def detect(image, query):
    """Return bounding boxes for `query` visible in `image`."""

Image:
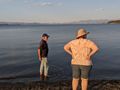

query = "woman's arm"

[88,40,99,59]
[89,47,99,57]
[64,43,72,56]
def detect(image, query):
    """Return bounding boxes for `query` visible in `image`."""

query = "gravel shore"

[0,80,120,90]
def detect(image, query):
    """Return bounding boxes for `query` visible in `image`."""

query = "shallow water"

[0,24,120,82]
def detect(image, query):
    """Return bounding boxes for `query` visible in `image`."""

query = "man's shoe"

[44,76,48,81]
[40,74,44,80]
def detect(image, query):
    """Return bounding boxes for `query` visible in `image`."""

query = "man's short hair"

[42,33,50,38]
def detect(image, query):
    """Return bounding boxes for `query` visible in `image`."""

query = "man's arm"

[38,41,43,61]
[38,48,42,61]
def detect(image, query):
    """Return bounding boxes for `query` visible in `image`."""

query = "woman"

[64,28,99,90]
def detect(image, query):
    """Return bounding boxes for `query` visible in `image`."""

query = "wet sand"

[0,80,120,90]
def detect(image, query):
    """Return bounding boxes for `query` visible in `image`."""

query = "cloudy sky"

[0,0,120,23]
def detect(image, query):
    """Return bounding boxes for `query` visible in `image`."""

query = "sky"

[0,0,120,23]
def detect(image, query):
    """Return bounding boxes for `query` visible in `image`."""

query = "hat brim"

[76,32,89,39]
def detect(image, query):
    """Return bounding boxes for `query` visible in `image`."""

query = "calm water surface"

[0,24,120,82]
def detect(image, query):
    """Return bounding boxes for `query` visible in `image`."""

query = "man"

[38,33,49,79]
[64,28,99,90]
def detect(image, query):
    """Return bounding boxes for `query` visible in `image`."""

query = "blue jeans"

[40,57,49,76]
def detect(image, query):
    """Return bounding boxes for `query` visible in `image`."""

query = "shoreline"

[0,80,120,90]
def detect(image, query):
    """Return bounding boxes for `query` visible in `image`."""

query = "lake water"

[0,24,120,83]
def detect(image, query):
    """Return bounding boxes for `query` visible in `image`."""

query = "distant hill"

[70,20,109,24]
[108,20,120,24]
[0,19,118,25]
[0,20,109,25]
[0,22,44,26]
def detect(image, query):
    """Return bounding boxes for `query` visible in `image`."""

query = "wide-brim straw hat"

[76,28,89,38]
